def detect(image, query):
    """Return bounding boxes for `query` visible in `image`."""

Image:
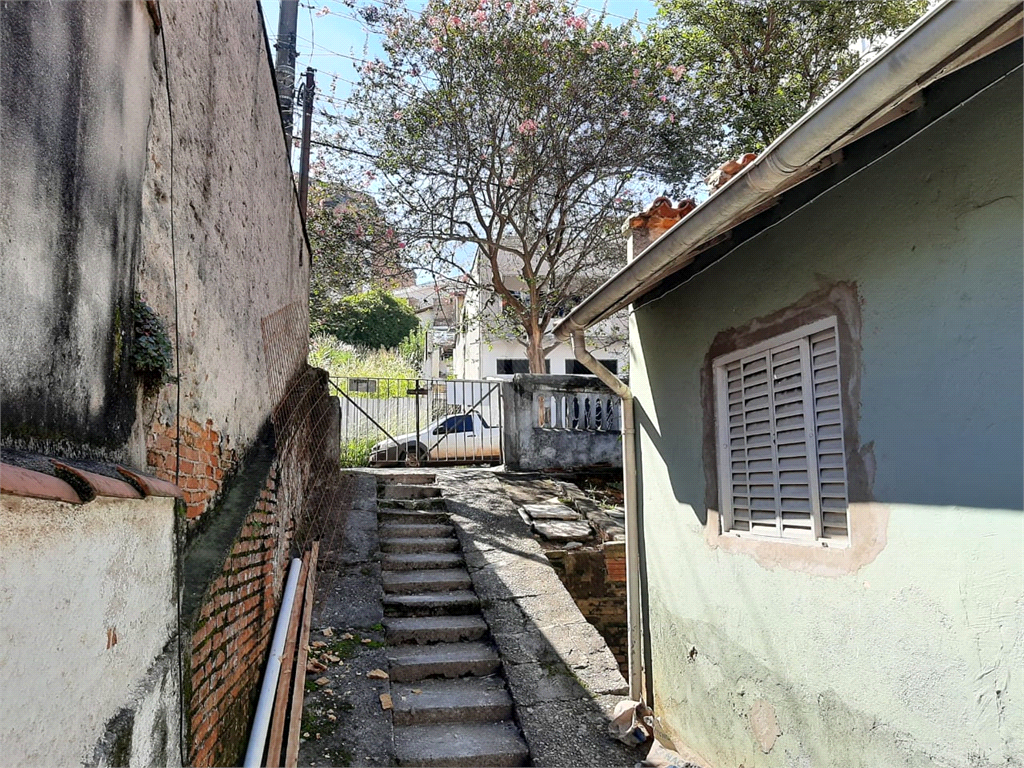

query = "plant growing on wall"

[131,294,175,391]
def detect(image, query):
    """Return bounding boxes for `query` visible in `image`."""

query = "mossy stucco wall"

[629,70,1023,767]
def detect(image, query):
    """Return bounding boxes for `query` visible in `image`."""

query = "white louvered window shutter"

[715,319,850,544]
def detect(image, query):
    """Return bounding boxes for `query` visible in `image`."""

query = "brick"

[180,446,200,462]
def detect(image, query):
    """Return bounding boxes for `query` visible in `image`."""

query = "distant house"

[392,281,460,377]
[455,246,627,379]
[555,2,1022,766]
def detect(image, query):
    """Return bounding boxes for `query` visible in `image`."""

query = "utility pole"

[297,67,316,220]
[274,0,299,153]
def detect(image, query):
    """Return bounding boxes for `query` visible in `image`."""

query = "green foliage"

[654,0,928,176]
[308,334,418,383]
[313,289,419,349]
[397,324,428,369]
[131,294,175,390]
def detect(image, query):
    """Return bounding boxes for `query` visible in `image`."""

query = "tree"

[340,0,703,372]
[306,181,413,330]
[655,0,928,181]
[315,289,420,349]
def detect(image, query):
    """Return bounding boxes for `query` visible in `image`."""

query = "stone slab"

[532,520,594,542]
[516,697,640,767]
[382,551,464,571]
[392,676,513,726]
[522,501,581,521]
[381,568,472,594]
[393,721,529,767]
[380,537,460,554]
[386,641,500,682]
[383,590,480,616]
[384,615,489,645]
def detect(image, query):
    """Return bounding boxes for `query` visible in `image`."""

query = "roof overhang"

[554,0,1023,340]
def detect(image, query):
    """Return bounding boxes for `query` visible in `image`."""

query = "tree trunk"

[526,321,547,374]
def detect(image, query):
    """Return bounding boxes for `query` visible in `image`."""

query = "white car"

[369,413,501,465]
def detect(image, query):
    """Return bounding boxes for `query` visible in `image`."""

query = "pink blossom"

[473,9,487,23]
[620,109,629,118]
[495,54,504,65]
[355,224,365,237]
[503,177,518,186]
[517,119,538,136]
[659,95,668,102]
[427,15,442,28]
[448,15,464,29]
[431,37,443,52]
[667,64,686,82]
[632,68,640,77]
[565,15,585,30]
[393,110,404,120]
[590,40,610,52]
[397,242,407,249]
[504,1,513,10]
[315,6,330,18]
[362,62,376,74]
[668,113,675,123]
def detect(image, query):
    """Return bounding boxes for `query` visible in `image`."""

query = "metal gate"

[329,377,503,467]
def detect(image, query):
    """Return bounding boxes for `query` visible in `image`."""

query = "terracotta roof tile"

[52,461,143,501]
[117,466,185,499]
[705,152,758,191]
[627,196,697,232]
[1,463,83,504]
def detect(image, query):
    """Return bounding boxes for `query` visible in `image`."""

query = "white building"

[392,282,460,378]
[453,247,626,380]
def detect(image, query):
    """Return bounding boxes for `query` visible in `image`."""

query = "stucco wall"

[630,71,1023,766]
[0,2,154,453]
[0,495,179,767]
[135,0,310,463]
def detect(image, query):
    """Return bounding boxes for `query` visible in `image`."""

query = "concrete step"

[378,497,448,511]
[384,615,489,645]
[382,484,443,500]
[380,537,460,554]
[392,677,514,726]
[386,641,501,682]
[382,568,473,595]
[377,472,436,487]
[394,722,529,767]
[379,508,449,526]
[379,523,455,539]
[384,590,480,617]
[382,552,464,572]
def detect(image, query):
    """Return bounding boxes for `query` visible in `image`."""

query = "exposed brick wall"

[187,466,292,767]
[547,541,628,675]
[147,418,238,520]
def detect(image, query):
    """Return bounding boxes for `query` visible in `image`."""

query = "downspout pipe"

[243,557,304,768]
[554,0,1020,339]
[570,331,643,702]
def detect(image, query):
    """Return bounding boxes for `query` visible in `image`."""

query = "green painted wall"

[630,70,1022,767]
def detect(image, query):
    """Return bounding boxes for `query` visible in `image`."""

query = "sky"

[261,0,659,133]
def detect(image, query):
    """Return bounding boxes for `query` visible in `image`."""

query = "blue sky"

[261,0,659,126]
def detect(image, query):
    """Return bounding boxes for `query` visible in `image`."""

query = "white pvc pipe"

[243,557,304,768]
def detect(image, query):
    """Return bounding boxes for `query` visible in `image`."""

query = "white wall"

[0,495,179,766]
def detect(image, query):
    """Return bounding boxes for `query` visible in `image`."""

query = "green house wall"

[629,68,1022,767]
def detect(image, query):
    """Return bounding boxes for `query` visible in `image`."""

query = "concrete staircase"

[376,473,530,768]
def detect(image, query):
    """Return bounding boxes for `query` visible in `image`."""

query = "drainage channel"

[376,472,530,768]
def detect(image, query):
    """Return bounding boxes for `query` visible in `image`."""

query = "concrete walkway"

[297,468,644,768]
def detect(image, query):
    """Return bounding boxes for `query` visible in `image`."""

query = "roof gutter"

[554,0,1021,340]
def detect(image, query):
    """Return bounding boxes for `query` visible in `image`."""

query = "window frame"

[712,316,849,547]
